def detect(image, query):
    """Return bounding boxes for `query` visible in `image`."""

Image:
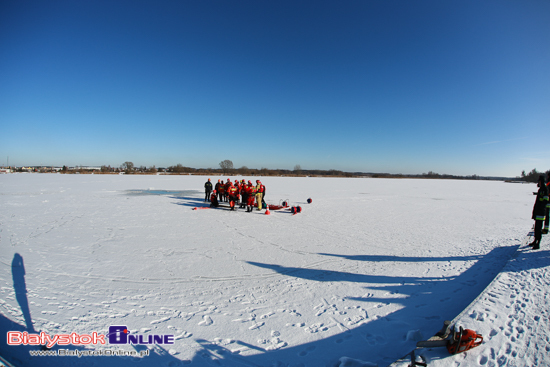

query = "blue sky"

[1,0,549,176]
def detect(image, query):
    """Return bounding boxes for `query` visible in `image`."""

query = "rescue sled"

[267,200,290,210]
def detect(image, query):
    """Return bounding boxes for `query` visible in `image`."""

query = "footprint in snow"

[151,316,170,324]
[345,315,365,326]
[287,323,305,328]
[365,333,386,345]
[248,322,264,330]
[175,331,192,339]
[198,315,213,326]
[304,323,327,333]
[335,334,353,344]
[298,345,316,356]
[424,315,440,320]
[260,311,275,319]
[265,338,287,351]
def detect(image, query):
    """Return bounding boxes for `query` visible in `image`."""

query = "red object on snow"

[447,327,483,354]
[291,206,302,215]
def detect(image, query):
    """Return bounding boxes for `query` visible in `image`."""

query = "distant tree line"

[50,159,514,181]
[98,162,158,174]
[521,169,550,183]
[365,172,482,180]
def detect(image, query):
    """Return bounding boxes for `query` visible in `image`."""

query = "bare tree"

[294,164,302,173]
[219,160,234,175]
[121,161,134,173]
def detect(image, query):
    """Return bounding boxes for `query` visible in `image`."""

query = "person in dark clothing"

[240,179,247,208]
[204,178,213,201]
[530,175,549,249]
[215,180,223,202]
[544,172,550,234]
[210,190,219,208]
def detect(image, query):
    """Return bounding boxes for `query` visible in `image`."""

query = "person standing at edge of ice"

[205,178,213,202]
[530,175,549,249]
[544,172,550,235]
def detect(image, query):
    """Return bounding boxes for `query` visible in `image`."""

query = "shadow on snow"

[1,253,183,367]
[316,253,484,263]
[185,245,520,367]
[3,246,533,366]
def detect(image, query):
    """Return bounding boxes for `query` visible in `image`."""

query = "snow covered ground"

[0,174,547,367]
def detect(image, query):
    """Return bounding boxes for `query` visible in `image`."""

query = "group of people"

[530,173,550,250]
[204,178,266,212]
[204,174,550,246]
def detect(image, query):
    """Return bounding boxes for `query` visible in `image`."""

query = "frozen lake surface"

[0,174,548,367]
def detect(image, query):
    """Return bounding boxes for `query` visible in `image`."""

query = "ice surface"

[0,174,547,367]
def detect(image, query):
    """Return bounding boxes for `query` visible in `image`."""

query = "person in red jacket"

[227,182,239,211]
[224,179,231,202]
[246,181,256,212]
[210,190,219,208]
[234,180,242,206]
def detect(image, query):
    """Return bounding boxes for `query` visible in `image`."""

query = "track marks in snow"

[151,316,171,324]
[298,345,316,356]
[455,248,550,367]
[248,321,264,330]
[167,325,193,340]
[258,330,288,351]
[365,333,386,346]
[198,315,214,326]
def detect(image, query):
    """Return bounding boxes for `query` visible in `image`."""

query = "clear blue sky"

[1,0,549,176]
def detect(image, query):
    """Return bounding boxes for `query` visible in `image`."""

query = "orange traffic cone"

[265,204,271,215]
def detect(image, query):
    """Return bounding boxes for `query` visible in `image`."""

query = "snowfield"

[0,174,548,367]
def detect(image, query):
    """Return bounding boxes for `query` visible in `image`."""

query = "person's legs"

[533,220,543,249]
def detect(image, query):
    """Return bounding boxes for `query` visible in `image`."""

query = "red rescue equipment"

[416,321,483,356]
[267,200,290,210]
[447,327,483,354]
